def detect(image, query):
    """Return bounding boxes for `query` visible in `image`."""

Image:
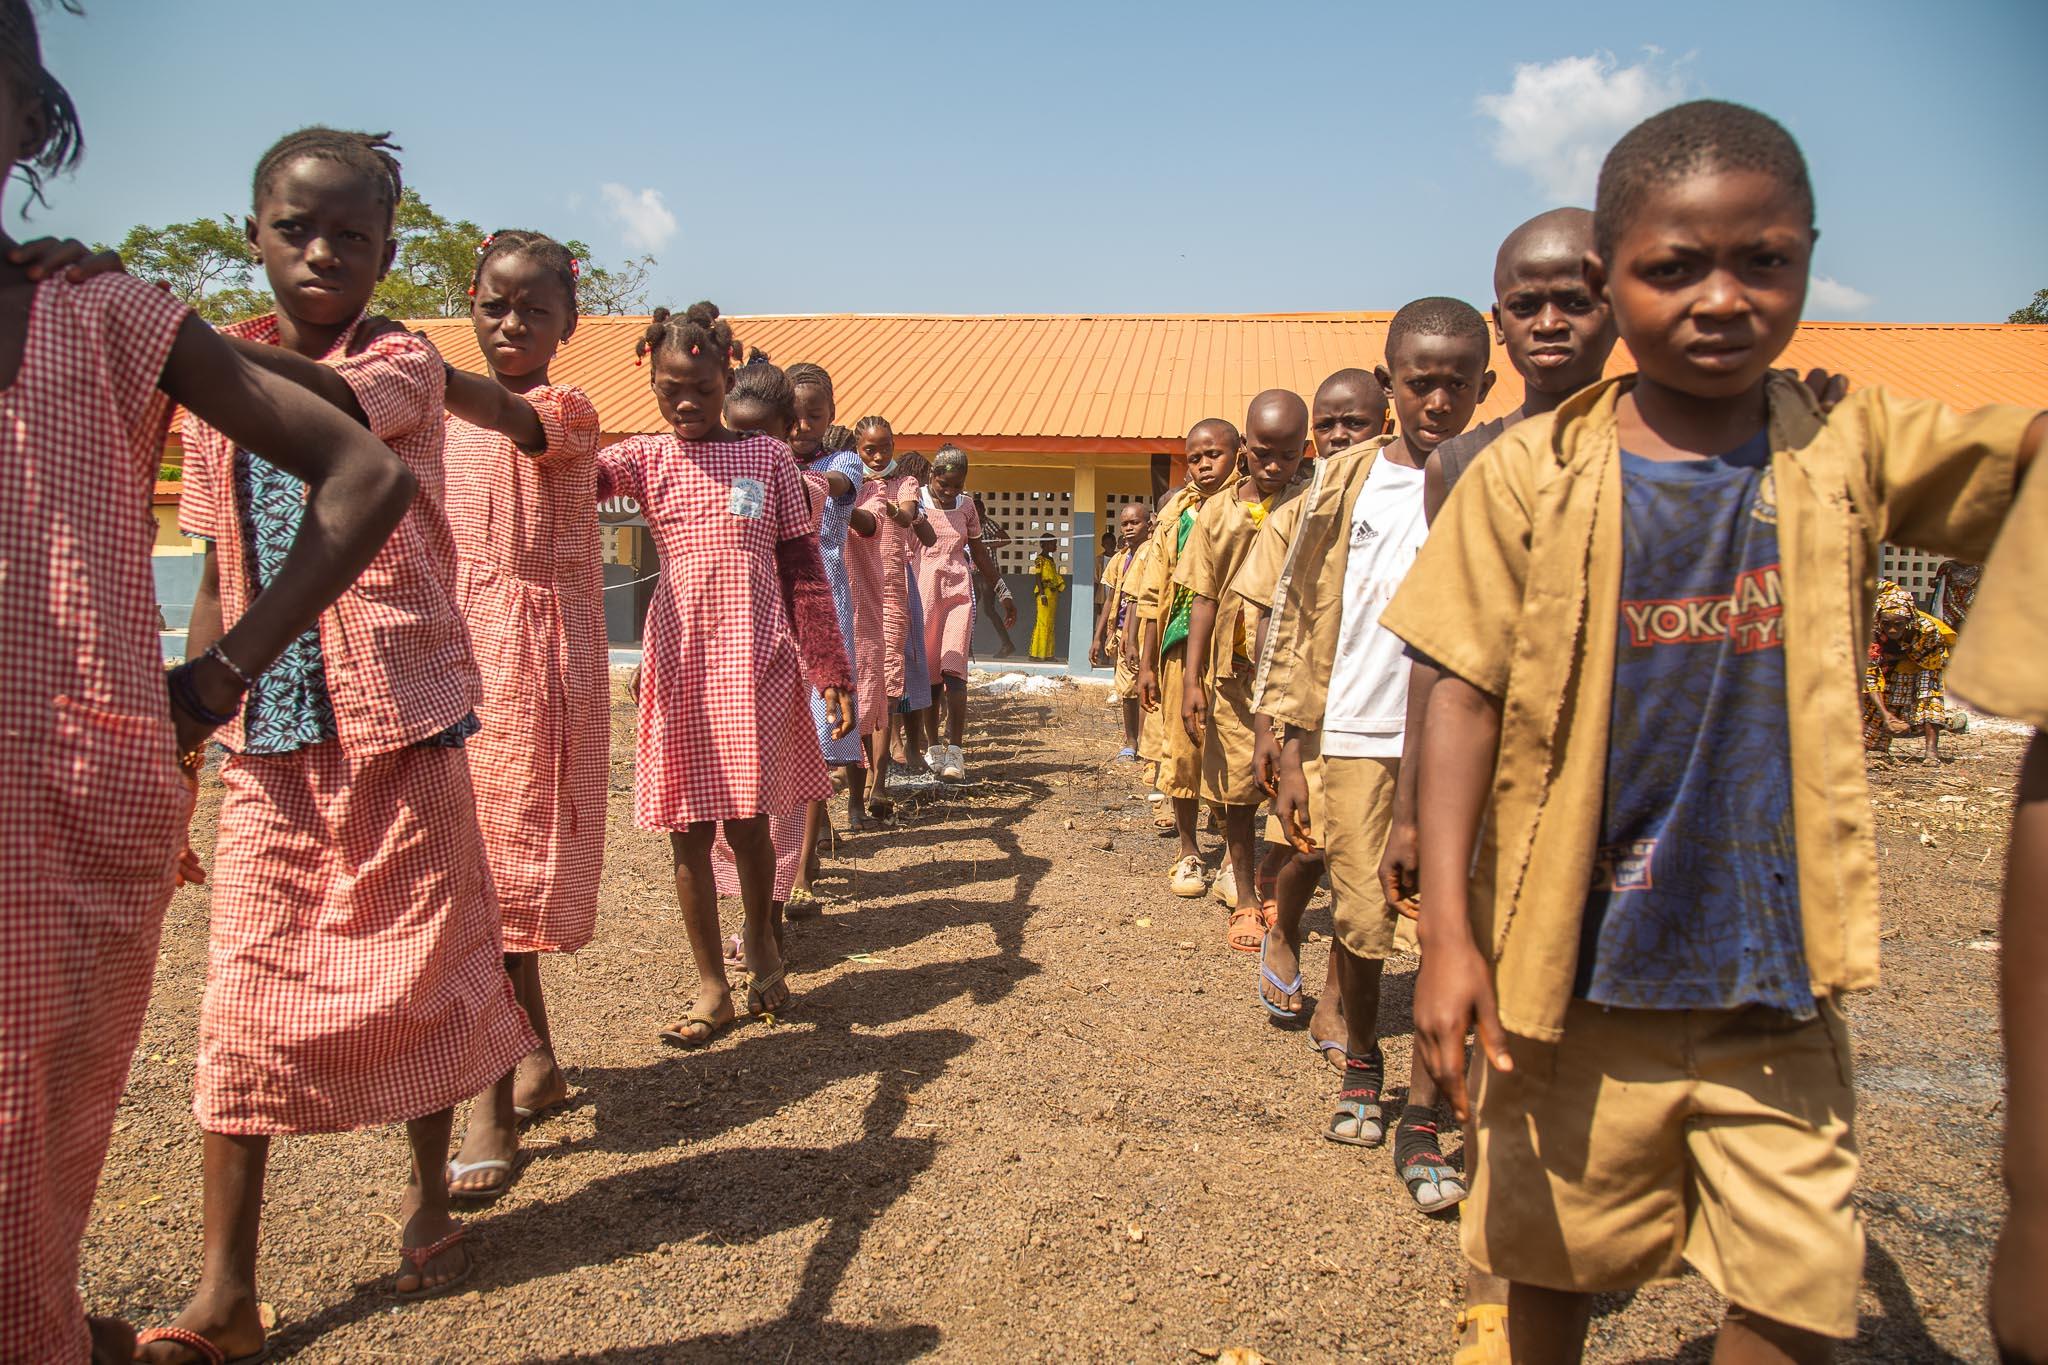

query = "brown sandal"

[1226,905,1264,954]
[744,965,789,1016]
[660,1004,731,1048]
[395,1224,473,1300]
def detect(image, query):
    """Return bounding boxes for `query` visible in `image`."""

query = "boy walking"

[1093,501,1153,760]
[1390,100,2044,1360]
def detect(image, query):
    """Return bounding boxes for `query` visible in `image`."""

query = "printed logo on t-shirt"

[1751,467,1779,526]
[729,477,766,519]
[1619,563,1784,654]
[1592,838,1657,892]
[1350,518,1379,546]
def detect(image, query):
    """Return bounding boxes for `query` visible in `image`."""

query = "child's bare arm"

[1378,657,1439,916]
[849,507,878,537]
[1412,671,1514,1122]
[968,538,1015,625]
[1181,595,1218,742]
[443,365,546,452]
[1138,620,1162,712]
[222,334,371,427]
[1992,736,2048,1360]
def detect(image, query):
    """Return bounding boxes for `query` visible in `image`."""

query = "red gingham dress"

[842,476,889,735]
[181,316,533,1135]
[444,389,606,954]
[598,433,832,829]
[861,473,923,700]
[0,276,191,1363]
[917,492,982,680]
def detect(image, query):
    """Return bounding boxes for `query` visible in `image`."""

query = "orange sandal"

[1226,904,1264,953]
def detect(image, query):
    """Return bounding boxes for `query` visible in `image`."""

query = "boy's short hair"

[1386,296,1490,367]
[1594,99,1814,261]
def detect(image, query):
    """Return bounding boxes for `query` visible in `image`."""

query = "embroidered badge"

[729,477,766,519]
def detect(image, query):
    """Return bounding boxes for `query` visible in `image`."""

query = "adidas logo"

[1351,519,1380,546]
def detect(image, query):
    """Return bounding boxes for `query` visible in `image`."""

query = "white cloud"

[1807,274,1874,316]
[1476,52,1690,202]
[600,183,678,253]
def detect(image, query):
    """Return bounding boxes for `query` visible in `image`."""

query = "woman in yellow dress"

[1029,533,1066,659]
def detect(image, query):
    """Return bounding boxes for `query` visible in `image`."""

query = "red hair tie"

[474,233,496,258]
[569,258,582,278]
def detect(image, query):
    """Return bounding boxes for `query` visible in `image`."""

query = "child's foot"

[1258,932,1306,1015]
[938,745,967,783]
[1326,1046,1386,1146]
[394,1191,472,1297]
[1210,858,1238,906]
[1169,854,1207,897]
[1394,1104,1468,1212]
[136,1286,264,1363]
[88,1316,136,1365]
[512,1048,570,1123]
[448,1109,519,1201]
[1114,746,1137,762]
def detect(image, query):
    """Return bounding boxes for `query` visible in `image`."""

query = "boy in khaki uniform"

[1177,390,1312,951]
[1390,100,2045,1359]
[1136,420,1241,895]
[1091,502,1153,761]
[1947,462,2048,1362]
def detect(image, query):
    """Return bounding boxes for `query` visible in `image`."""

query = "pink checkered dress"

[598,433,832,828]
[181,314,532,1135]
[917,492,982,680]
[860,474,923,700]
[0,276,191,1362]
[444,388,606,954]
[842,477,889,736]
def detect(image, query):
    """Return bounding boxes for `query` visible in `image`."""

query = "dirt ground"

[85,679,2026,1362]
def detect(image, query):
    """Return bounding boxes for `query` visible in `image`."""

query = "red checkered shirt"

[180,315,479,755]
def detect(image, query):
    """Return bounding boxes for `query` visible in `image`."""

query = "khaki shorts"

[1465,998,1862,1339]
[1320,752,1416,958]
[1199,672,1262,808]
[1149,647,1201,800]
[1113,641,1138,702]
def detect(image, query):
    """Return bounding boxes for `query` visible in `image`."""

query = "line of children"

[1387,100,2044,1361]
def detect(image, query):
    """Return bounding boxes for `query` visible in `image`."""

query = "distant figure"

[1029,533,1066,659]
[1864,579,1955,764]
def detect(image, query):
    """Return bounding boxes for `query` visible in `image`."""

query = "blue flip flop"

[1258,930,1305,1023]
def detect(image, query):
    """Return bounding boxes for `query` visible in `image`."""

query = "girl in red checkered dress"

[141,130,539,1363]
[436,232,606,1202]
[851,417,939,812]
[0,29,417,1360]
[597,304,851,1049]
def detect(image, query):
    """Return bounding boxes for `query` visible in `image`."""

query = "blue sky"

[36,0,2048,321]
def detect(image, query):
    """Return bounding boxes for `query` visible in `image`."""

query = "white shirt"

[1321,457,1429,757]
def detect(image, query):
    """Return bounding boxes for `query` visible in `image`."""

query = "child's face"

[1243,413,1309,496]
[857,429,895,472]
[1377,333,1493,454]
[724,395,789,444]
[1494,236,1613,398]
[1185,432,1238,495]
[1117,504,1150,547]
[247,156,395,329]
[1589,167,1812,401]
[789,383,833,459]
[1310,378,1387,458]
[931,466,968,500]
[471,252,575,382]
[650,346,731,441]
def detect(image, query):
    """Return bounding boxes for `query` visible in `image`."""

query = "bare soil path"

[85,683,2023,1361]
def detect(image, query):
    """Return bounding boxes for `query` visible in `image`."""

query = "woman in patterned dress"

[1864,579,1956,765]
[850,416,936,812]
[144,129,536,1362]
[597,305,850,1047]
[438,232,605,1201]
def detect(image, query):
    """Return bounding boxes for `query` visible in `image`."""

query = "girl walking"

[915,445,1014,782]
[599,304,850,1046]
[850,416,935,811]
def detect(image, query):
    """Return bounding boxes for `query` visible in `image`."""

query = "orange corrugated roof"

[409,313,2048,451]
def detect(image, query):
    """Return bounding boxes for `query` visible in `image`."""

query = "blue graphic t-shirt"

[1575,432,1812,1016]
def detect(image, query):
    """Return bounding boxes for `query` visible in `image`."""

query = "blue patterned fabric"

[898,562,933,712]
[1575,432,1810,1016]
[233,448,337,755]
[809,451,867,764]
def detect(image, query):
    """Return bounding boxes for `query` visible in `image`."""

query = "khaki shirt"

[1949,436,2048,726]
[1175,482,1307,685]
[1380,374,2034,1042]
[1132,475,1237,646]
[1241,437,1400,729]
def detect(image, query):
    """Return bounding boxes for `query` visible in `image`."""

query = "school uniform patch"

[729,476,766,519]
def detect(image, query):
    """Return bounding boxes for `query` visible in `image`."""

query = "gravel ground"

[83,680,2024,1362]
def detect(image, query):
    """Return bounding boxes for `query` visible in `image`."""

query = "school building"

[152,312,2048,671]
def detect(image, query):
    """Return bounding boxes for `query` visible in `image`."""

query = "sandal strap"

[136,1328,228,1365]
[402,1223,467,1268]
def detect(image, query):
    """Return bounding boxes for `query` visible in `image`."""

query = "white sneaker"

[1169,854,1207,898]
[1210,858,1238,906]
[922,745,943,773]
[938,745,967,783]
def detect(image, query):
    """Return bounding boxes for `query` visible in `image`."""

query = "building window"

[980,488,1074,573]
[1879,544,1947,608]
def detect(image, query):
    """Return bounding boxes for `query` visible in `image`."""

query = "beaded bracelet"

[203,642,255,689]
[166,660,238,728]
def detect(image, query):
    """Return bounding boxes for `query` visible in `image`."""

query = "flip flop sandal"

[395,1225,474,1301]
[1325,1047,1386,1147]
[512,1089,571,1125]
[1309,1034,1348,1072]
[446,1155,518,1204]
[1258,897,1279,931]
[1395,1115,1469,1213]
[660,1006,731,1048]
[1225,905,1264,954]
[1452,1303,1512,1365]
[1257,930,1305,1024]
[785,886,826,920]
[744,965,790,1017]
[135,1327,268,1365]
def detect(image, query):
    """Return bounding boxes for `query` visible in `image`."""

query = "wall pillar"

[1067,455,1107,676]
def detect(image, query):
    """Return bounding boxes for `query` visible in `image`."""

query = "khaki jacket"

[1245,436,1400,730]
[1380,374,2032,1042]
[1132,474,1237,651]
[1949,428,2048,727]
[1174,481,1307,686]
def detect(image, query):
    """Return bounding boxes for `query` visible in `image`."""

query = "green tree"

[2011,289,2048,324]
[105,192,657,322]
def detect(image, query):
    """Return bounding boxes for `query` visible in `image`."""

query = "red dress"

[0,276,191,1362]
[918,491,983,679]
[181,315,533,1135]
[597,432,845,829]
[443,389,606,954]
[861,473,924,700]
